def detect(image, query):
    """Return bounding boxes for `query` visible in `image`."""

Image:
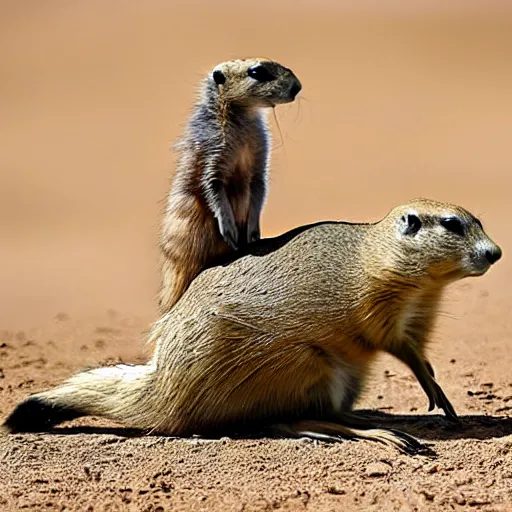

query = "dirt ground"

[1,1,512,511]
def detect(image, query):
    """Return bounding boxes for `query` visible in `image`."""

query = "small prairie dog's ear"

[212,69,226,86]
[401,211,422,236]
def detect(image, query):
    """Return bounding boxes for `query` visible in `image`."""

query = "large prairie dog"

[3,199,502,452]
[158,58,301,314]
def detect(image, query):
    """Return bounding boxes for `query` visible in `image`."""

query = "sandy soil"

[1,2,512,510]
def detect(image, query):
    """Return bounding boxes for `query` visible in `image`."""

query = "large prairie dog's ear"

[212,69,226,86]
[400,211,422,236]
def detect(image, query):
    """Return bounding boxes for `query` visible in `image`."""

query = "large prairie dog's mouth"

[466,257,492,276]
[469,265,490,276]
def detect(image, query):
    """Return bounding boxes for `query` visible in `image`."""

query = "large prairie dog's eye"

[440,217,465,236]
[247,65,276,82]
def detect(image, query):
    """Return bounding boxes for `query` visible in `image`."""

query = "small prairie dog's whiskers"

[272,107,285,155]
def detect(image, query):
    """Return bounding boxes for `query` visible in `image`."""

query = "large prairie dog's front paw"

[431,380,458,422]
[218,214,239,250]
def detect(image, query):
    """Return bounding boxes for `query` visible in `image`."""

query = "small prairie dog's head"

[376,198,502,282]
[208,58,302,108]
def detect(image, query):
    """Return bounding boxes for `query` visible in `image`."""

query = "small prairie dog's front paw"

[247,228,261,245]
[246,217,261,245]
[218,217,239,250]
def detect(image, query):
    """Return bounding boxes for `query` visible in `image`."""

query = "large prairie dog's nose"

[289,79,302,100]
[485,245,502,264]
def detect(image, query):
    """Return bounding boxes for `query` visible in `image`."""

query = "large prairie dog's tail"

[3,363,156,433]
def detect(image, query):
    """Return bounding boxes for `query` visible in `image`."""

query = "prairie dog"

[159,58,301,314]
[3,199,502,453]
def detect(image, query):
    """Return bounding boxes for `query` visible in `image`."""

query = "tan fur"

[3,199,502,453]
[158,58,301,315]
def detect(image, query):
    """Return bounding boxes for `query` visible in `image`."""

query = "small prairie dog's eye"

[440,217,465,236]
[247,65,276,82]
[212,69,226,85]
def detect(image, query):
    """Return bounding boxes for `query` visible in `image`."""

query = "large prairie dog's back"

[161,223,367,338]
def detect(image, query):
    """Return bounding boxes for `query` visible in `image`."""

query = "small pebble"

[418,489,435,501]
[326,486,346,495]
[426,464,440,474]
[468,498,491,506]
[365,462,389,477]
[453,493,466,505]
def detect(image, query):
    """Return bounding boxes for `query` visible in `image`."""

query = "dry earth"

[1,2,511,511]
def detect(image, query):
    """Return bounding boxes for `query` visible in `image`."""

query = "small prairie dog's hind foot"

[272,420,430,455]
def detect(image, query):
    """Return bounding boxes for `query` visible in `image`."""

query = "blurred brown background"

[2,5,512,509]
[1,1,511,329]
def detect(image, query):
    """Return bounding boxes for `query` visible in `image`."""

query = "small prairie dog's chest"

[225,114,265,184]
[223,114,267,221]
[225,142,256,222]
[232,142,256,178]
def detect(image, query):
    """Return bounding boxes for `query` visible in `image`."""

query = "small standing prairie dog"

[3,199,502,453]
[159,57,301,314]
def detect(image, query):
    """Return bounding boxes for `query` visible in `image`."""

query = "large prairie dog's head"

[375,198,502,282]
[208,58,302,108]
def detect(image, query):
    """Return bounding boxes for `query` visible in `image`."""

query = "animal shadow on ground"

[43,412,512,445]
[353,410,512,442]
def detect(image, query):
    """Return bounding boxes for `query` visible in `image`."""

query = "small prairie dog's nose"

[485,245,502,264]
[289,79,302,100]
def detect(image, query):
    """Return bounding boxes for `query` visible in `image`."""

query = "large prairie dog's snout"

[484,242,502,265]
[472,237,502,274]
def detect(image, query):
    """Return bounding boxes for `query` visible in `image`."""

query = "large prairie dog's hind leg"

[271,420,425,454]
[338,373,364,411]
